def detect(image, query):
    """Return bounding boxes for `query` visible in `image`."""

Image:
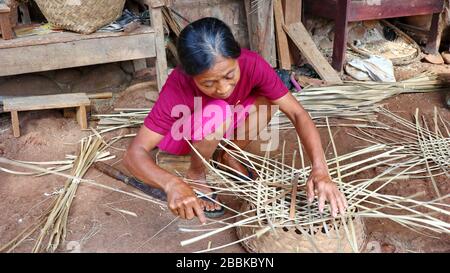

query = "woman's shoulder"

[239,48,263,62]
[238,48,270,71]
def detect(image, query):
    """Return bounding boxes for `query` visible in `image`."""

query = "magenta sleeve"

[252,54,289,101]
[143,73,181,136]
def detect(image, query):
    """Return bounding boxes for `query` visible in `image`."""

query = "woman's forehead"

[195,57,238,80]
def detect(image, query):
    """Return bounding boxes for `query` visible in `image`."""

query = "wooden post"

[273,0,291,70]
[76,105,88,129]
[11,110,20,137]
[331,0,350,72]
[425,12,441,54]
[147,0,168,92]
[244,0,277,67]
[282,0,302,65]
[0,4,14,40]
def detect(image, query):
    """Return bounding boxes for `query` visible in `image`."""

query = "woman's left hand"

[306,167,348,217]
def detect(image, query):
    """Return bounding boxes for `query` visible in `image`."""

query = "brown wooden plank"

[0,32,156,76]
[282,0,302,24]
[0,13,14,40]
[282,0,303,66]
[348,0,444,21]
[76,105,88,130]
[283,22,342,84]
[273,0,291,70]
[0,25,155,50]
[3,93,91,112]
[244,0,277,67]
[11,111,20,137]
[148,3,168,91]
[303,0,445,21]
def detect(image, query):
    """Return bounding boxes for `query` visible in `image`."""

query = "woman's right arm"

[123,125,206,223]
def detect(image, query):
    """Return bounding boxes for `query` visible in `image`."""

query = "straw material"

[35,0,126,34]
[350,107,450,198]
[272,73,450,128]
[236,202,366,253]
[178,129,449,253]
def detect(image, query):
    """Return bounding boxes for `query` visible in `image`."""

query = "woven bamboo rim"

[34,0,126,34]
[348,20,422,66]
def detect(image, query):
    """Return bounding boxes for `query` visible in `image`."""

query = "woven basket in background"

[34,0,126,34]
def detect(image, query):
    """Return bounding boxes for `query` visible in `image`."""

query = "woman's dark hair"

[177,17,241,76]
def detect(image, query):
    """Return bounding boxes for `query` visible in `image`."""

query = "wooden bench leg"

[331,0,350,73]
[76,105,88,130]
[425,12,441,55]
[133,59,147,72]
[0,12,14,40]
[11,111,20,137]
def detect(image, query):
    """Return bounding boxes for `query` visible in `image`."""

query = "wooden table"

[0,0,168,90]
[303,0,445,72]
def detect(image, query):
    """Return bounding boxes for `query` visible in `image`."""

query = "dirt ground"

[0,63,449,253]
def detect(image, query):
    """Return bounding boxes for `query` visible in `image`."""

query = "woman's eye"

[226,73,234,79]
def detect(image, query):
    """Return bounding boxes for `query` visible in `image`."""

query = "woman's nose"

[216,81,230,95]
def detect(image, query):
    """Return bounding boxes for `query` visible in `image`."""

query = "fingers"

[318,193,326,214]
[327,192,339,217]
[335,192,347,216]
[314,181,348,217]
[177,206,186,219]
[192,199,207,224]
[170,197,207,224]
[169,202,178,217]
[306,178,315,203]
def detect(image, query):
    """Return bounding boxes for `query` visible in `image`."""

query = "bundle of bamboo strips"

[272,73,450,129]
[0,133,165,253]
[177,122,449,253]
[90,74,449,136]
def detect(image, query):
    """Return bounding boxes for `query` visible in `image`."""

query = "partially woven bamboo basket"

[236,201,366,253]
[34,0,126,34]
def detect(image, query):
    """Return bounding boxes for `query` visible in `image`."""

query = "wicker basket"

[34,0,126,34]
[236,201,367,253]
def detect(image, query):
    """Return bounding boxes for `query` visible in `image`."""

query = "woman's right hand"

[165,179,206,224]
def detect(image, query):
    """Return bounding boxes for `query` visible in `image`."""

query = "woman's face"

[192,55,240,100]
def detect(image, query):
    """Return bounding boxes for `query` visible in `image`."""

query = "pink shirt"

[144,49,289,136]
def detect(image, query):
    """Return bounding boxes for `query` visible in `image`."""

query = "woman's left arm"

[272,92,348,217]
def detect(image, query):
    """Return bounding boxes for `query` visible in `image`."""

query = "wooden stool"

[3,93,91,137]
[0,3,14,40]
